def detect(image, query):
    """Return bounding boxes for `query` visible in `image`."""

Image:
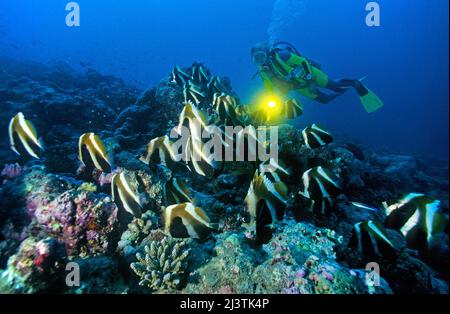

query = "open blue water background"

[0,0,448,160]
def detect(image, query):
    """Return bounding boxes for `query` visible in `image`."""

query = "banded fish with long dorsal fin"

[207,75,228,96]
[171,65,191,87]
[383,193,448,254]
[139,135,187,172]
[259,157,292,184]
[191,62,210,85]
[212,92,242,126]
[282,98,303,119]
[185,135,218,177]
[8,112,44,159]
[111,172,143,218]
[164,177,193,206]
[302,123,333,149]
[163,202,216,239]
[299,166,341,214]
[183,80,207,105]
[78,132,112,173]
[244,170,288,242]
[349,220,398,258]
[177,101,225,177]
[177,100,208,133]
[233,125,266,162]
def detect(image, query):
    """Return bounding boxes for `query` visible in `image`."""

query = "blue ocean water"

[0,0,448,160]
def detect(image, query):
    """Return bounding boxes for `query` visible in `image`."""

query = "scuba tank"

[252,41,312,85]
[271,42,313,85]
[272,42,301,56]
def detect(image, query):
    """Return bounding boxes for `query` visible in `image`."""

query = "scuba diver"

[251,41,383,113]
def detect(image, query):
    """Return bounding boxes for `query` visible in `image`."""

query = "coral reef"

[116,210,159,263]
[32,189,118,256]
[184,220,391,294]
[1,163,23,182]
[131,237,190,292]
[0,236,66,293]
[0,59,448,294]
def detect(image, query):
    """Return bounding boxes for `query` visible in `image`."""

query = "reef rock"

[184,220,383,294]
[0,236,67,293]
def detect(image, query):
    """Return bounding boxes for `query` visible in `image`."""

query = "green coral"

[130,237,190,292]
[78,182,97,192]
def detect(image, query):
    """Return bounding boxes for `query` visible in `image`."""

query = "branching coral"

[131,237,190,292]
[117,210,158,258]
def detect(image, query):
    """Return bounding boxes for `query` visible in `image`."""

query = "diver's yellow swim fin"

[360,88,384,113]
[355,80,384,113]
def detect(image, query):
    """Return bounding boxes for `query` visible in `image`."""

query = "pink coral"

[92,168,121,186]
[31,189,118,256]
[295,268,306,279]
[1,163,23,182]
[218,285,235,294]
[4,237,66,293]
[98,172,114,186]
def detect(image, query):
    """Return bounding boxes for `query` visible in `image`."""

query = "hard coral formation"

[0,165,120,259]
[33,189,118,256]
[131,237,190,292]
[117,210,159,261]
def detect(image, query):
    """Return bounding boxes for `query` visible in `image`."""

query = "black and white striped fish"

[163,202,216,239]
[207,75,227,96]
[183,81,207,105]
[177,101,222,177]
[171,65,190,87]
[185,135,218,177]
[78,132,112,173]
[302,123,333,149]
[139,135,186,172]
[259,158,291,183]
[111,172,143,218]
[164,177,192,206]
[191,63,210,85]
[299,166,341,214]
[8,112,44,159]
[212,92,241,125]
[177,100,208,132]
[349,220,397,258]
[245,170,288,242]
[383,193,448,253]
[283,98,303,119]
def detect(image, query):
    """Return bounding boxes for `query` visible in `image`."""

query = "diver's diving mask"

[252,50,268,66]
